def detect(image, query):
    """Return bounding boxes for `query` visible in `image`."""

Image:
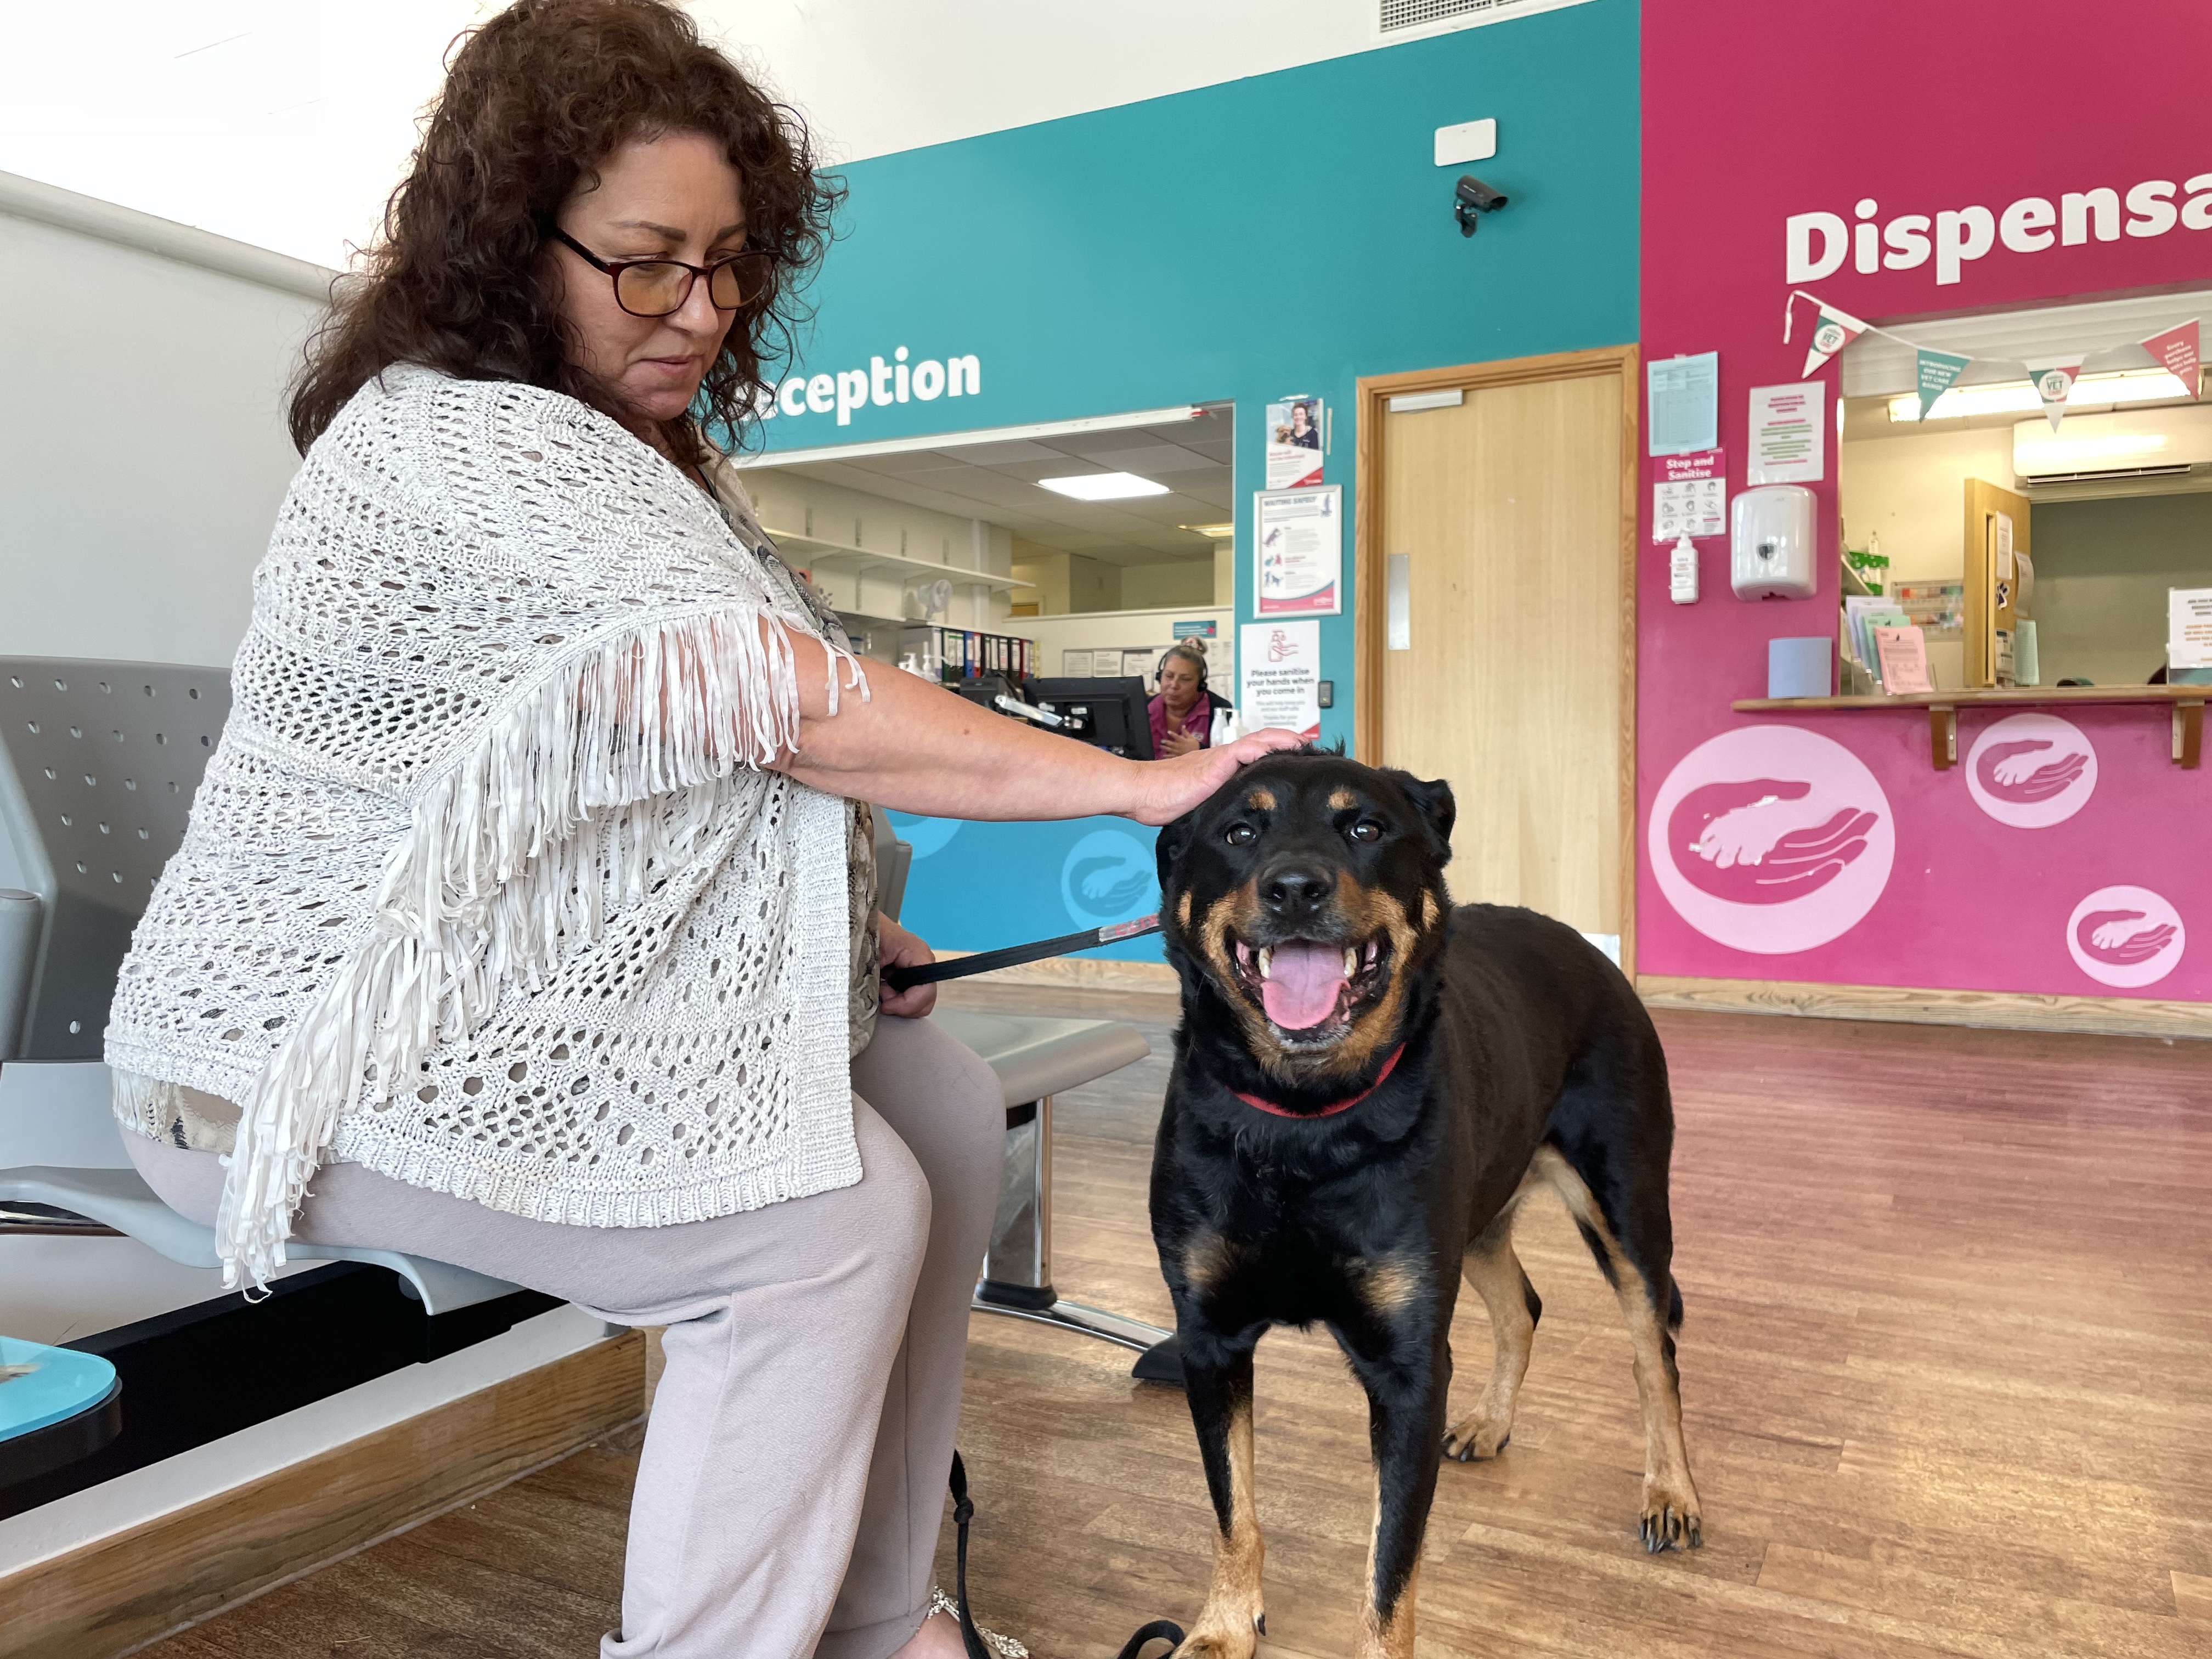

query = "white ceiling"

[0,1,1391,272]
[773,404,1235,566]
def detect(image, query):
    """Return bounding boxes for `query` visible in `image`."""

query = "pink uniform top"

[1148,693,1211,758]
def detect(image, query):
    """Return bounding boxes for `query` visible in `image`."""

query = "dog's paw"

[1638,1480,1703,1553]
[1171,1607,1265,1659]
[1442,1410,1512,1462]
[1171,1629,1259,1659]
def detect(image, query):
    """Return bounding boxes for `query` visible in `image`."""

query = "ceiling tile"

[935,438,1066,465]
[771,408,1246,590]
[1060,442,1218,475]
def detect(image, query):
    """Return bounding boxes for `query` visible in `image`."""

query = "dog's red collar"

[1233,1044,1406,1119]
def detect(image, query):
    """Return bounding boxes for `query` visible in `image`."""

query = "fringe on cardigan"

[212,606,867,1293]
[112,1069,189,1144]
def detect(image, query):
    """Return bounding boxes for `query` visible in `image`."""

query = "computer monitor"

[948,673,1022,715]
[1028,676,1155,761]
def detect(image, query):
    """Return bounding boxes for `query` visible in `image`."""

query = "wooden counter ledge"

[1731,685,2205,770]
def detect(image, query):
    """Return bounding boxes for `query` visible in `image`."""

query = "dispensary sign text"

[1787,170,2212,287]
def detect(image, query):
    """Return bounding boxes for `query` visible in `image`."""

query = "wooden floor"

[142,984,2212,1659]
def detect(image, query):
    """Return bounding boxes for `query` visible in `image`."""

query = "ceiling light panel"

[1036,472,1171,501]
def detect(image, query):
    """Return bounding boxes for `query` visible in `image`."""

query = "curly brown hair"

[287,0,839,465]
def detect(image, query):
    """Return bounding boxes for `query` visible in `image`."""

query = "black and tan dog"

[1148,750,1701,1658]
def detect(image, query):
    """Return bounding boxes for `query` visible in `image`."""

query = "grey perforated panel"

[0,658,232,1059]
[1378,0,1497,34]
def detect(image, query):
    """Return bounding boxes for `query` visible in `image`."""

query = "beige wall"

[737,468,1015,644]
[1066,554,1120,613]
[1009,545,1127,614]
[1014,539,1221,616]
[1026,606,1234,695]
[1009,538,1064,613]
[1840,426,2016,583]
[1121,560,1215,610]
[2031,492,2212,686]
[0,199,324,669]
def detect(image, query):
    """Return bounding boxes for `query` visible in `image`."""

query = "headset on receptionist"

[1151,640,1233,759]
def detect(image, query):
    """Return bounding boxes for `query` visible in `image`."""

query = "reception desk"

[887,812,1167,970]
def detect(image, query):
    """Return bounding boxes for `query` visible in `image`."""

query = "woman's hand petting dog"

[1126,728,1306,825]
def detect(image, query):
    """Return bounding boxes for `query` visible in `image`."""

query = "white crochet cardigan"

[104,365,867,1291]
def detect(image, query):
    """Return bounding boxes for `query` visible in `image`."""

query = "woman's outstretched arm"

[772,633,1301,826]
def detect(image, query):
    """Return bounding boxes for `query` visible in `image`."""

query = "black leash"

[948,1452,990,1659]
[929,917,1183,1657]
[1113,1620,1191,1658]
[947,1452,1186,1659]
[884,914,1160,994]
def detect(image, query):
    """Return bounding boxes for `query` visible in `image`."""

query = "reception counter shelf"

[1731,685,2207,771]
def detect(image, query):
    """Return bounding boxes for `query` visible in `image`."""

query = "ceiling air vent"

[1377,0,1588,42]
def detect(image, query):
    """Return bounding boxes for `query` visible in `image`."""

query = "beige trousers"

[127,1013,1005,1659]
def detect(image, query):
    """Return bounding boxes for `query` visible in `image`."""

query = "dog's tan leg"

[1443,1204,1539,1462]
[1357,1486,1420,1659]
[1338,1328,1446,1659]
[1175,1369,1265,1658]
[1532,1146,1702,1551]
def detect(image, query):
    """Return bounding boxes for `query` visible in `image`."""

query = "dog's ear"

[1386,771,1457,863]
[1154,809,1199,892]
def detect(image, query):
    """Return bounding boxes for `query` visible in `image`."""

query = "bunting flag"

[1787,289,2202,424]
[2141,319,2201,400]
[1800,302,1869,378]
[1915,348,1971,419]
[2026,358,2084,431]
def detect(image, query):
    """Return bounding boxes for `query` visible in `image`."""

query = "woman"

[100,5,1294,1656]
[1148,640,1232,759]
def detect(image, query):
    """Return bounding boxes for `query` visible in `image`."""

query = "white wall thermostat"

[1729,485,1818,601]
[1433,119,1497,167]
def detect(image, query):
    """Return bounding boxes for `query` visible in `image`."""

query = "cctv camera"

[1453,174,1509,236]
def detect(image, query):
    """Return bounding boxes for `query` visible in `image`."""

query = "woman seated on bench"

[100,4,1295,1655]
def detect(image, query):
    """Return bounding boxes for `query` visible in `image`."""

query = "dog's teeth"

[1343,946,1357,978]
[1257,947,1273,979]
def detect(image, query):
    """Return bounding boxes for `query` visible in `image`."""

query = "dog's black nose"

[1261,864,1335,919]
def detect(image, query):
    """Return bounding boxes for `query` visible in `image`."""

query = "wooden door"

[1364,353,1635,959]
[1963,478,2032,687]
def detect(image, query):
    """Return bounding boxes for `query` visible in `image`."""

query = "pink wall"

[1637,0,2210,1000]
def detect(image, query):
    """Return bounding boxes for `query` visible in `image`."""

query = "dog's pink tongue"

[1261,941,1347,1030]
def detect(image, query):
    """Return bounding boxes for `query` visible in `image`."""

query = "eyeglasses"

[549,226,775,318]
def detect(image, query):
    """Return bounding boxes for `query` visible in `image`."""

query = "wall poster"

[1651,448,1724,542]
[1747,382,1825,484]
[1254,485,1342,616]
[1646,351,1718,455]
[1265,397,1325,488]
[1238,620,1323,741]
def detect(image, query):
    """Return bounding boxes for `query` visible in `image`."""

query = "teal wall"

[777,1,1641,956]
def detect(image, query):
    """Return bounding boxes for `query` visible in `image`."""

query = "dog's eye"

[1224,823,1256,847]
[1347,820,1383,843]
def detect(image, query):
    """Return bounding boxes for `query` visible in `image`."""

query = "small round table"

[1,1335,122,1492]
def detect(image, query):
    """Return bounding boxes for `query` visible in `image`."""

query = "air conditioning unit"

[1375,0,1590,43]
[2013,405,2212,483]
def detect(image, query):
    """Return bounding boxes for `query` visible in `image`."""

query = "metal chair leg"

[972,1092,1172,1354]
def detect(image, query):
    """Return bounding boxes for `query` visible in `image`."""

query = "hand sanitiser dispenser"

[1730,485,1818,600]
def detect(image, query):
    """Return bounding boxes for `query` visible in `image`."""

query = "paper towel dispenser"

[1730,485,1818,601]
